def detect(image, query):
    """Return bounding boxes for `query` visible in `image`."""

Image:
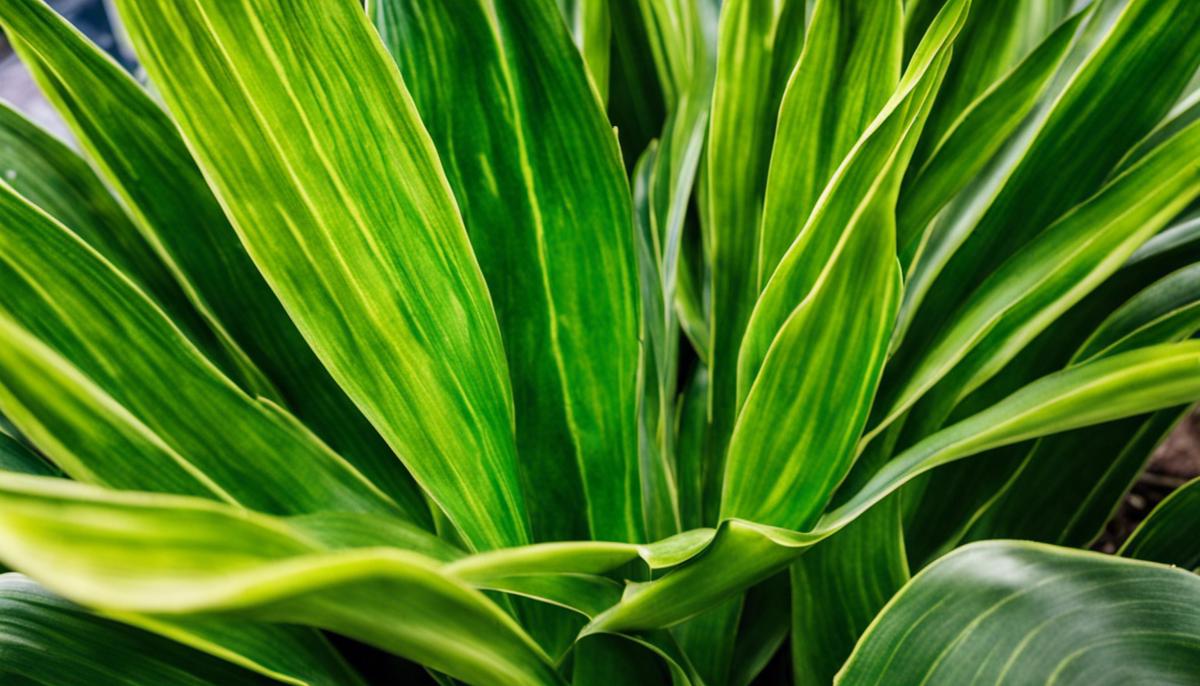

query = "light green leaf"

[757,0,903,288]
[114,0,528,549]
[0,475,560,686]
[722,0,965,530]
[372,0,641,544]
[838,542,1200,684]
[557,0,611,100]
[585,342,1200,632]
[0,0,429,519]
[1121,475,1200,570]
[0,183,397,516]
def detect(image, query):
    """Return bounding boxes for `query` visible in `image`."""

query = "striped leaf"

[113,0,528,550]
[838,542,1200,684]
[372,0,642,544]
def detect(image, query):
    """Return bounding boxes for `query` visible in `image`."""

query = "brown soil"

[1093,411,1200,553]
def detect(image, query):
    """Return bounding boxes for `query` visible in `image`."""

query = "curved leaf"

[838,542,1200,684]
[723,0,965,530]
[0,475,560,686]
[1121,476,1200,571]
[757,0,903,287]
[0,100,209,351]
[701,0,807,521]
[0,574,274,686]
[585,342,1200,632]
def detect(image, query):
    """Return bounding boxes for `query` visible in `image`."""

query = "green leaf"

[895,0,1200,380]
[0,475,561,686]
[722,0,965,530]
[0,101,212,356]
[960,408,1187,553]
[873,115,1200,438]
[1075,262,1200,362]
[701,0,806,521]
[757,0,903,288]
[0,574,274,685]
[900,209,1200,563]
[372,0,641,544]
[896,9,1083,266]
[907,0,1063,174]
[557,0,611,100]
[114,0,528,550]
[584,342,1200,632]
[0,0,429,519]
[0,428,57,477]
[0,184,397,516]
[790,499,907,686]
[1121,475,1200,570]
[838,542,1200,684]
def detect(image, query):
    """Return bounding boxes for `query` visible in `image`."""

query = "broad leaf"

[838,542,1200,684]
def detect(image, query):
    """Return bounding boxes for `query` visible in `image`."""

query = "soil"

[1093,411,1200,553]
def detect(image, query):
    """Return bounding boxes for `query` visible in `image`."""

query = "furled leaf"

[0,0,429,518]
[372,0,641,544]
[838,542,1200,684]
[0,183,397,516]
[114,0,529,549]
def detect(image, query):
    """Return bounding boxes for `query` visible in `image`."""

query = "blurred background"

[2,0,1198,550]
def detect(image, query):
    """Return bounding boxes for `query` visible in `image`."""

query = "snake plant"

[0,0,1199,683]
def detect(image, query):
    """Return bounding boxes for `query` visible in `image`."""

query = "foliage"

[0,0,1198,683]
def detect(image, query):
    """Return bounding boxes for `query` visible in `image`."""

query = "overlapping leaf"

[113,0,528,550]
[372,0,641,544]
[0,0,429,518]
